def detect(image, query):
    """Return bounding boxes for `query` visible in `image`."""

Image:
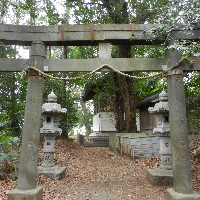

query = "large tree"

[68,0,161,132]
[68,0,200,133]
[101,0,136,132]
[0,44,27,136]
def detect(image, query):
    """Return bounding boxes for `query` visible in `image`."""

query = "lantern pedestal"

[38,134,66,180]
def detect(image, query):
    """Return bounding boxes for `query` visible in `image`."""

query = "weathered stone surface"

[0,24,199,46]
[166,188,200,200]
[1,56,200,73]
[17,42,45,191]
[40,91,66,168]
[109,133,118,152]
[167,40,193,194]
[148,90,172,169]
[38,166,66,180]
[8,186,43,200]
[85,136,109,147]
[147,168,173,186]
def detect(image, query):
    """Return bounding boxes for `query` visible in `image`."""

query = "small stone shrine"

[147,90,173,186]
[38,91,67,180]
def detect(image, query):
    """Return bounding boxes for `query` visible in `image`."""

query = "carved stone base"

[38,165,66,180]
[147,168,173,186]
[167,188,200,200]
[8,186,43,200]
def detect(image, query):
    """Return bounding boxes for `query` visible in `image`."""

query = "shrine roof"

[136,89,165,108]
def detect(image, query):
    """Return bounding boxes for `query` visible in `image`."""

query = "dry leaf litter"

[1,137,200,200]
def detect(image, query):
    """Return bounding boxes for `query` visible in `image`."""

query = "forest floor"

[1,137,200,200]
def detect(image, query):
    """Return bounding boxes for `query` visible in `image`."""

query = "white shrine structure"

[92,112,117,136]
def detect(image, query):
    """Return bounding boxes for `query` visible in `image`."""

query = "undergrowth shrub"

[0,134,21,180]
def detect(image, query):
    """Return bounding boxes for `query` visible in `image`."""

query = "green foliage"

[134,74,167,100]
[44,76,79,135]
[91,73,118,112]
[68,46,98,59]
[130,45,166,58]
[20,1,38,20]
[0,43,17,58]
[0,43,27,136]
[150,0,200,25]
[0,72,27,136]
[184,72,200,128]
[68,0,200,26]
[0,134,20,180]
[77,100,93,136]
[44,1,62,25]
[0,42,23,180]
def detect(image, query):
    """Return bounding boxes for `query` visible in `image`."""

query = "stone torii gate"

[0,23,200,200]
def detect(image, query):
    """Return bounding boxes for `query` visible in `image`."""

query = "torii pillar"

[8,41,45,200]
[166,40,200,200]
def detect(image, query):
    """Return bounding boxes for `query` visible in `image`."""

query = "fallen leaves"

[0,137,199,200]
[190,138,200,192]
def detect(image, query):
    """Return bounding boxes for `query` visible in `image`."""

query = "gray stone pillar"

[8,41,46,200]
[166,40,200,200]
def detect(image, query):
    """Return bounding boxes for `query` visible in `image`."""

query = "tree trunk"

[116,46,136,133]
[102,0,137,133]
[117,73,136,132]
[113,74,125,132]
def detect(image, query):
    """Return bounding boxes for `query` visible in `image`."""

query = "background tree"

[0,42,27,137]
[67,0,165,132]
[67,0,200,133]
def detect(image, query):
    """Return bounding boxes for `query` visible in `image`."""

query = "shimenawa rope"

[22,58,195,81]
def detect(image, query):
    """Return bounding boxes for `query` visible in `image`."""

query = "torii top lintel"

[0,23,200,46]
[0,23,200,72]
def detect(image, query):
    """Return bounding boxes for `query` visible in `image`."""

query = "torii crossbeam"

[0,23,200,72]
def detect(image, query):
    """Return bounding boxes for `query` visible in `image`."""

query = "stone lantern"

[38,91,67,180]
[147,90,173,186]
[148,90,172,170]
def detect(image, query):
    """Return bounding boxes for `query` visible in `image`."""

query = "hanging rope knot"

[189,59,196,65]
[21,58,195,81]
[162,58,195,77]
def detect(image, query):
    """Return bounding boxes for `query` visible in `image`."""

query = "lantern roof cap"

[159,89,168,101]
[47,91,57,102]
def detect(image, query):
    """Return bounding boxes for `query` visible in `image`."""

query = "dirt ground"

[1,138,200,200]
